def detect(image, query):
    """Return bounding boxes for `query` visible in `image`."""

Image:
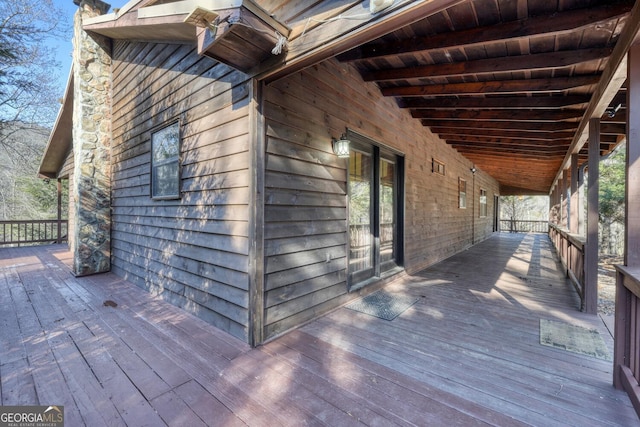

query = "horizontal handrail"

[499,219,549,233]
[0,219,68,246]
[549,223,586,309]
[614,265,640,417]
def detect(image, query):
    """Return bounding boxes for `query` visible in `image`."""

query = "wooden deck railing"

[549,223,586,308]
[0,220,68,246]
[500,219,549,233]
[614,266,640,416]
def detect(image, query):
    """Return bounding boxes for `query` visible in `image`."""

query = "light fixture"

[470,166,477,174]
[184,6,220,32]
[370,0,394,13]
[607,103,622,118]
[332,134,350,158]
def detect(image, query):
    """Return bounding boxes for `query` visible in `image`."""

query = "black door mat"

[346,290,418,321]
[540,319,611,361]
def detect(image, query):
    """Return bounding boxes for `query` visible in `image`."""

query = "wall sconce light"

[470,166,477,174]
[332,134,351,158]
[184,6,220,32]
[606,103,622,118]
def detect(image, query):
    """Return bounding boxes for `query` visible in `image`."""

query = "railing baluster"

[0,220,69,246]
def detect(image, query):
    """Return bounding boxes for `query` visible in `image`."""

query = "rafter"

[450,145,567,159]
[363,48,612,82]
[446,139,570,151]
[338,3,631,62]
[381,75,600,97]
[430,127,575,141]
[436,132,573,144]
[600,122,626,134]
[399,95,591,110]
[421,120,577,132]
[411,109,582,121]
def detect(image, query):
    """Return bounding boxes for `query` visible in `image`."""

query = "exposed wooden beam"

[448,140,569,153]
[400,95,591,110]
[363,48,612,82]
[338,3,632,62]
[260,0,466,83]
[551,0,640,191]
[430,127,575,141]
[451,145,567,159]
[439,134,572,147]
[461,152,562,166]
[601,122,627,134]
[382,75,599,97]
[412,109,582,121]
[422,119,577,132]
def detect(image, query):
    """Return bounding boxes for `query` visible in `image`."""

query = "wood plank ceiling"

[338,0,632,194]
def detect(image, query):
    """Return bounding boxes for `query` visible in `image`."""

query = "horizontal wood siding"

[111,40,251,341]
[263,58,499,339]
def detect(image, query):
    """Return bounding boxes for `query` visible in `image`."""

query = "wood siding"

[263,58,499,340]
[110,40,252,341]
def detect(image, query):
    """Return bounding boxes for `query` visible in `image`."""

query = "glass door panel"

[379,157,396,270]
[349,150,374,281]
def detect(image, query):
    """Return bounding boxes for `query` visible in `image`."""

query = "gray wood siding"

[262,58,499,339]
[110,40,252,341]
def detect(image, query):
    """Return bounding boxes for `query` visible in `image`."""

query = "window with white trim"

[459,178,467,209]
[151,122,181,199]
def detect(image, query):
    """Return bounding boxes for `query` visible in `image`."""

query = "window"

[480,189,487,217]
[348,131,404,288]
[432,158,445,175]
[151,122,181,199]
[459,178,467,209]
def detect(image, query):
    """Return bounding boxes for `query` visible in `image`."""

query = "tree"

[0,122,67,221]
[500,195,549,232]
[599,144,626,255]
[0,0,69,162]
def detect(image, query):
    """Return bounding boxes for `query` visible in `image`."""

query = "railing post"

[584,118,600,314]
[57,178,62,244]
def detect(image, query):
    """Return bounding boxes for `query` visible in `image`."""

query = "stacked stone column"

[71,0,112,276]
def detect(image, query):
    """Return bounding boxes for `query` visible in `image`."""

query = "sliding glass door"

[348,133,403,288]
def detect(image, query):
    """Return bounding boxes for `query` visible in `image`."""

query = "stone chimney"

[71,0,112,276]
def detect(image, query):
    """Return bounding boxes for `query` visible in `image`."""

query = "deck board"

[0,233,637,426]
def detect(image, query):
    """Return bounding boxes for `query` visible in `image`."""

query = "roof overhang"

[83,0,244,42]
[550,0,640,193]
[39,68,73,179]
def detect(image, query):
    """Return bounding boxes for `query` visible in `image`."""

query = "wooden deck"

[0,233,636,426]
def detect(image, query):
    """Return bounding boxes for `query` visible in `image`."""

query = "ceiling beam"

[447,139,570,151]
[600,122,626,134]
[338,3,632,62]
[400,95,591,110]
[421,119,577,132]
[430,128,575,141]
[551,1,640,191]
[259,0,466,83]
[451,145,567,159]
[363,48,612,82]
[412,109,582,121]
[382,75,600,97]
[438,134,572,146]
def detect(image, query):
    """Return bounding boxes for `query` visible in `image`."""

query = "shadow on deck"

[0,233,636,426]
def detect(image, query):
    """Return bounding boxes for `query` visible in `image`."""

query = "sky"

[51,0,130,94]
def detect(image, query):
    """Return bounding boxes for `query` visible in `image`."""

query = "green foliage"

[599,144,626,255]
[599,144,625,225]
